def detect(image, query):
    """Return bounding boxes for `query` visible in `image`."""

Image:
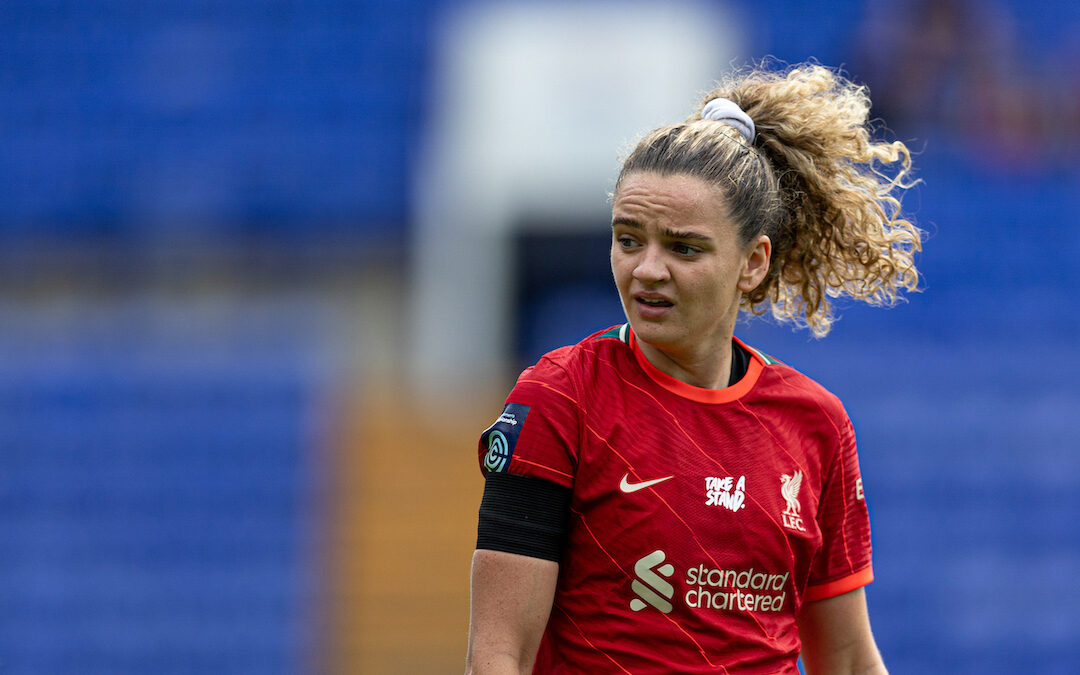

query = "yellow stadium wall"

[327,383,495,673]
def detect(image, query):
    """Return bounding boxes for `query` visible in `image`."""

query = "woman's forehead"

[613,173,728,222]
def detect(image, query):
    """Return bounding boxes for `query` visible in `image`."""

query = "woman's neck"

[636,336,734,390]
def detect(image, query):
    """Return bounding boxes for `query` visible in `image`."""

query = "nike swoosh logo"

[619,473,674,493]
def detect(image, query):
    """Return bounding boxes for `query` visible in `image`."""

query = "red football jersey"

[478,324,873,674]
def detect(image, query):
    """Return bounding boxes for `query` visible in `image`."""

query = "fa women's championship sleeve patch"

[481,403,531,473]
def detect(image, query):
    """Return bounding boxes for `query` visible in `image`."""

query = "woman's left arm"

[797,587,887,675]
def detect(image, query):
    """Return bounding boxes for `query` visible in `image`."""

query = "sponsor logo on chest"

[629,549,789,616]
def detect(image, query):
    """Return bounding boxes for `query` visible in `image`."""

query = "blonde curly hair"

[616,62,922,337]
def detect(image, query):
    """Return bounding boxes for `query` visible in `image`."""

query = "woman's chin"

[629,320,679,348]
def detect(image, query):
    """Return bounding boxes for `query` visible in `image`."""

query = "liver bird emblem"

[780,470,803,516]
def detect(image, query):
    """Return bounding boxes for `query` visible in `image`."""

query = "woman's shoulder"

[522,324,632,382]
[743,344,848,418]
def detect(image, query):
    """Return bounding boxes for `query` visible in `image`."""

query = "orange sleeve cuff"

[803,566,874,603]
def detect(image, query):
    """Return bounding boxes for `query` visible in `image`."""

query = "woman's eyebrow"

[612,217,712,242]
[610,216,641,230]
[662,227,712,242]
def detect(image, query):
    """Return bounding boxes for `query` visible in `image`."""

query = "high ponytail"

[618,61,922,336]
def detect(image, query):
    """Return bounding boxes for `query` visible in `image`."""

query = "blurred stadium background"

[1,0,1077,673]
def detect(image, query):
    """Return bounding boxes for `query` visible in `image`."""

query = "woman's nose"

[633,245,670,284]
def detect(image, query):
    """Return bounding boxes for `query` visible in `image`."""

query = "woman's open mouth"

[635,295,674,318]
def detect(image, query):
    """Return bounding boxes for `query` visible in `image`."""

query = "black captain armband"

[476,472,572,563]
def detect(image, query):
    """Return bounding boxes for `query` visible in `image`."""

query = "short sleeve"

[804,415,874,602]
[477,355,580,490]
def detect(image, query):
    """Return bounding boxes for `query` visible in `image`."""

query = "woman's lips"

[635,295,673,319]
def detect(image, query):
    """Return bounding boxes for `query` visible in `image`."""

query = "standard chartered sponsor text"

[684,564,788,612]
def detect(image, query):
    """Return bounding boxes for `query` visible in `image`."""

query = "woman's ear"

[737,234,772,292]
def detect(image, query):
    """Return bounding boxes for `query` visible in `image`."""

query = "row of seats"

[0,0,426,233]
[0,297,331,674]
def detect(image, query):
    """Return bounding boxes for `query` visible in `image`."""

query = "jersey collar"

[625,324,765,404]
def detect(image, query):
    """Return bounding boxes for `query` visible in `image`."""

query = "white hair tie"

[701,98,756,144]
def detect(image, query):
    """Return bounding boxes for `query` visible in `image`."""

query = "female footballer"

[466,61,921,674]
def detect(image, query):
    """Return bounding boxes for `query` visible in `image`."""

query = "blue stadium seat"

[0,299,328,675]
